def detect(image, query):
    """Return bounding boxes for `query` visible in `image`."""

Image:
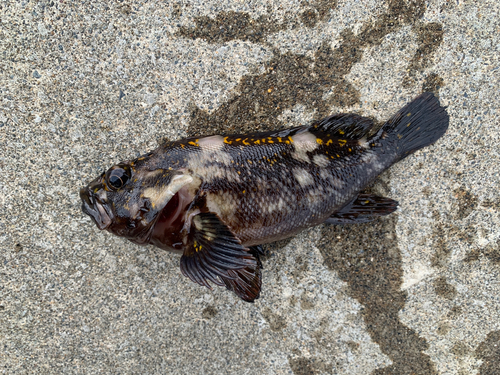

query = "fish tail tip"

[382,92,449,158]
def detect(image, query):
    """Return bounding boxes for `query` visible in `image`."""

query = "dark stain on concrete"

[448,305,463,318]
[431,211,451,269]
[422,73,444,96]
[476,330,500,375]
[346,340,360,352]
[436,321,452,336]
[289,357,316,375]
[451,342,470,357]
[465,239,500,265]
[201,305,218,319]
[288,356,330,375]
[318,178,437,375]
[180,2,443,374]
[433,276,457,300]
[300,293,316,310]
[185,0,431,138]
[262,307,287,332]
[481,198,500,211]
[178,1,337,44]
[403,22,444,87]
[453,186,478,220]
[291,255,309,283]
[177,11,287,44]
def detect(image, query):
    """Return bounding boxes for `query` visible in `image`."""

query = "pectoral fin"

[180,212,261,302]
[325,194,398,224]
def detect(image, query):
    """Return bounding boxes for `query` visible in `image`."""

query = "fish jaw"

[80,186,113,230]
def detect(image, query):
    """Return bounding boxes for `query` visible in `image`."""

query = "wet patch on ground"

[261,307,287,332]
[465,239,500,265]
[403,22,444,87]
[185,0,436,138]
[453,186,478,220]
[422,73,444,97]
[318,180,437,375]
[433,276,457,300]
[288,356,331,375]
[475,330,500,375]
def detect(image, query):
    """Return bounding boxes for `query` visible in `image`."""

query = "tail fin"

[380,93,449,159]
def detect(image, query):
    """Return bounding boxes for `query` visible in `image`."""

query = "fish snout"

[80,186,112,230]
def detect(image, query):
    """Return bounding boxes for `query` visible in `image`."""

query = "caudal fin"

[381,93,449,159]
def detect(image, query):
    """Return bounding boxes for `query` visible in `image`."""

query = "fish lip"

[80,187,113,230]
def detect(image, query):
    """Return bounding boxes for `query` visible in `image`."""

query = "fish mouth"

[80,187,113,230]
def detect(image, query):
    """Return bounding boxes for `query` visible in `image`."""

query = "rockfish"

[80,93,449,301]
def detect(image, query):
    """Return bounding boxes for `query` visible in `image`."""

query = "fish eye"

[106,166,131,190]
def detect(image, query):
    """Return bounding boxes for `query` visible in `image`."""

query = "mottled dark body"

[81,93,449,301]
[148,123,388,247]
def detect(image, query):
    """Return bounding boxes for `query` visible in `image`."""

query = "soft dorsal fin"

[312,114,376,139]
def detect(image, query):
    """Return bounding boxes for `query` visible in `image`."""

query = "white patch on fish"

[266,198,286,213]
[198,135,225,151]
[320,168,330,180]
[291,131,318,163]
[143,174,193,209]
[293,168,314,187]
[313,154,329,167]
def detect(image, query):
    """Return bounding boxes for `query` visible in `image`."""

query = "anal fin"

[325,194,398,224]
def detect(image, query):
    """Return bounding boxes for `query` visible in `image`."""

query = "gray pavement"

[1,0,499,374]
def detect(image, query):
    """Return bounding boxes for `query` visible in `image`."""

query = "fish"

[80,93,449,302]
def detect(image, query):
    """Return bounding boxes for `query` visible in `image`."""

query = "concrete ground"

[1,0,499,374]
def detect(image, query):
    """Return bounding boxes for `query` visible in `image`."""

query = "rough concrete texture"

[1,0,499,374]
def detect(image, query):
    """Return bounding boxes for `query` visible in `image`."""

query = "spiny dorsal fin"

[312,114,376,139]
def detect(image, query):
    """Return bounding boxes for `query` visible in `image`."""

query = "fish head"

[80,160,195,246]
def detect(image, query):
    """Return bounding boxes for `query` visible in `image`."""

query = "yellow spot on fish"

[180,144,185,149]
[288,136,294,143]
[255,140,261,145]
[237,171,241,174]
[261,138,266,143]
[242,190,246,194]
[337,154,340,157]
[316,138,323,145]
[326,139,333,146]
[339,130,345,135]
[277,137,282,143]
[242,138,250,146]
[224,136,232,144]
[407,122,411,127]
[348,148,352,152]
[268,139,274,143]
[236,138,241,142]
[397,134,403,139]
[188,141,198,147]
[407,112,412,117]
[338,139,347,147]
